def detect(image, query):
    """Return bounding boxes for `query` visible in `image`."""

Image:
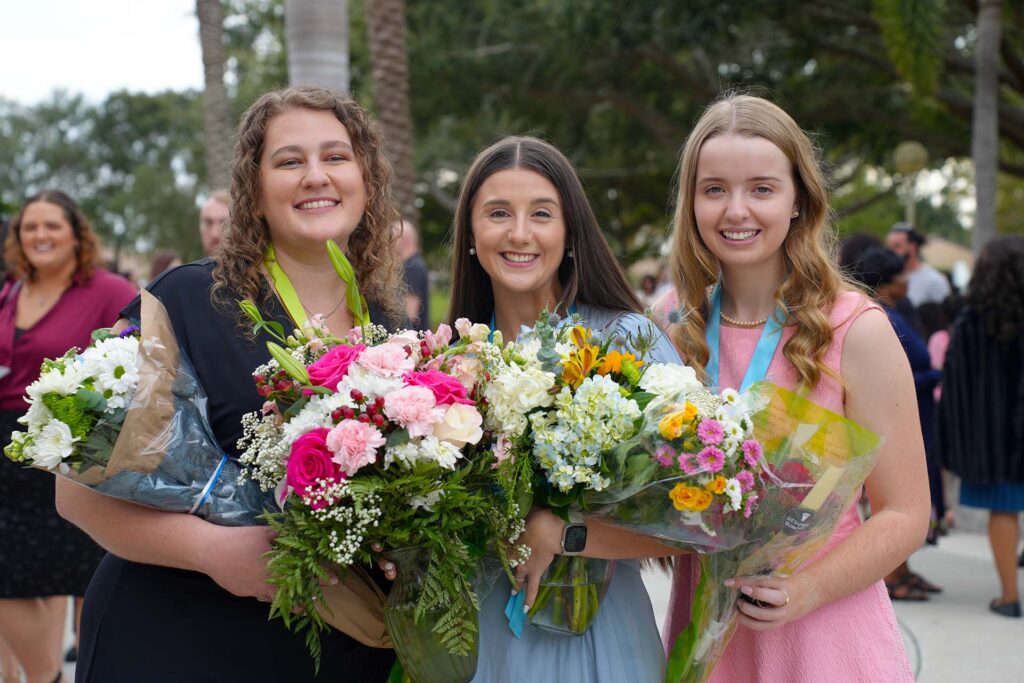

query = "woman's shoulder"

[148,258,216,295]
[84,268,136,295]
[578,304,681,364]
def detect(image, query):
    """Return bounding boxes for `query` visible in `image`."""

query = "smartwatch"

[560,510,588,555]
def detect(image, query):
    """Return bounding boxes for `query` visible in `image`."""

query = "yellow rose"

[680,401,698,422]
[659,404,697,440]
[692,489,713,512]
[669,483,697,511]
[706,476,727,494]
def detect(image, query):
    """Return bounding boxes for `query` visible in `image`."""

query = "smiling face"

[693,134,797,274]
[18,201,78,276]
[258,107,367,252]
[470,168,566,307]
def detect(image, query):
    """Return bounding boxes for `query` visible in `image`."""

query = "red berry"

[254,374,266,383]
[372,414,385,427]
[331,409,343,421]
[350,389,365,403]
[358,413,370,423]
[257,385,273,397]
[341,406,355,420]
[365,404,377,417]
[275,380,292,392]
[374,396,386,408]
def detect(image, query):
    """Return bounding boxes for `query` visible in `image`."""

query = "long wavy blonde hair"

[669,95,848,390]
[211,86,403,326]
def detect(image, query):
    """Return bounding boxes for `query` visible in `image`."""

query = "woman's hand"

[197,525,279,602]
[513,508,565,610]
[726,572,823,631]
[373,542,397,581]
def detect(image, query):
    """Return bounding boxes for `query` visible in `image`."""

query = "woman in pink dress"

[656,95,929,681]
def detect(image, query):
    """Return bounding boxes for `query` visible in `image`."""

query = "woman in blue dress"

[444,136,683,681]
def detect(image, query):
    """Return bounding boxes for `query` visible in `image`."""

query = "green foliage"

[873,0,947,94]
[41,394,95,440]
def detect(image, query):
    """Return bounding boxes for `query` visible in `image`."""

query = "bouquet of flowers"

[585,380,880,682]
[4,289,271,525]
[477,313,671,635]
[236,254,525,680]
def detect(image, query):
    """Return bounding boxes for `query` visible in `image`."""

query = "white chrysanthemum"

[31,420,79,469]
[18,399,53,433]
[338,365,405,400]
[409,489,444,511]
[724,478,743,513]
[383,441,420,469]
[417,435,463,470]
[26,364,85,400]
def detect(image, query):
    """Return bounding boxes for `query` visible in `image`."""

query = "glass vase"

[382,545,478,683]
[527,555,616,636]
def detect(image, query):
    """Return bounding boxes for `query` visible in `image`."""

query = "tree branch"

[834,186,897,220]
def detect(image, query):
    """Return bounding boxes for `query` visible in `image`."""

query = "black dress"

[76,260,396,682]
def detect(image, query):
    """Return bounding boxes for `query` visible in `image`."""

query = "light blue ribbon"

[189,453,229,515]
[705,282,786,392]
[504,588,528,638]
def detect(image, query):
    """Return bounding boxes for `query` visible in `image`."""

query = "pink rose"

[384,385,446,437]
[357,343,415,377]
[449,356,482,390]
[403,370,474,406]
[286,428,343,508]
[327,420,386,475]
[307,344,366,391]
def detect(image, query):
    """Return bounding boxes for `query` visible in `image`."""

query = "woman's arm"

[56,477,278,600]
[729,308,930,630]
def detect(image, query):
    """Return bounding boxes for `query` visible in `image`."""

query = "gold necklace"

[720,311,769,328]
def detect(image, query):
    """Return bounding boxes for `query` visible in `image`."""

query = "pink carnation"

[286,428,343,509]
[744,494,759,518]
[697,447,726,473]
[326,420,386,476]
[357,343,416,377]
[403,370,474,406]
[736,470,755,493]
[696,419,725,446]
[383,385,446,437]
[307,344,365,391]
[655,444,676,467]
[742,440,763,467]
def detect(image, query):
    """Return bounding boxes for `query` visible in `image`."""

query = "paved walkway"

[642,526,1023,682]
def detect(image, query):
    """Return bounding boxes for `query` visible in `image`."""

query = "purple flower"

[736,470,755,493]
[118,325,140,338]
[741,440,763,467]
[696,419,725,446]
[697,447,725,473]
[655,444,676,467]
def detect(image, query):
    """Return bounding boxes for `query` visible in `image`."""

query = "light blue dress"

[472,305,681,683]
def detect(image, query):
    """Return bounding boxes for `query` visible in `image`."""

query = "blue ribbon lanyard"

[489,304,577,343]
[705,282,786,392]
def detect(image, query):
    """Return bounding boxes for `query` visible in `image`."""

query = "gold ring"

[781,591,790,607]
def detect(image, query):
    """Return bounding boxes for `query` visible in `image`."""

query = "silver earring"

[469,247,476,255]
[566,249,574,259]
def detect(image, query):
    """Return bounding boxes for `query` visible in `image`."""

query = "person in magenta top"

[0,189,135,683]
[655,95,928,681]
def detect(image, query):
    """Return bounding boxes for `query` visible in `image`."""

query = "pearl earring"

[566,249,574,259]
[469,247,476,255]
[791,210,800,219]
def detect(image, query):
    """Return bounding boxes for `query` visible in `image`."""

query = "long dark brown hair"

[446,136,642,325]
[211,86,403,325]
[3,189,100,282]
[969,235,1024,342]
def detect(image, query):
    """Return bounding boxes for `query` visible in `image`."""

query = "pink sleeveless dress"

[660,290,914,682]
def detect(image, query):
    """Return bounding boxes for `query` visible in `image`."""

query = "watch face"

[562,524,588,554]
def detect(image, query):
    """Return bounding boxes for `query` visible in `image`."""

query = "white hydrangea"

[483,363,556,435]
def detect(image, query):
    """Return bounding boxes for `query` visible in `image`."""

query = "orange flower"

[570,325,591,349]
[562,344,602,389]
[597,350,644,376]
[705,476,727,494]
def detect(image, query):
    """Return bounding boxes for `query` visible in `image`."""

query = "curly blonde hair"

[669,94,850,390]
[211,86,403,326]
[3,190,101,282]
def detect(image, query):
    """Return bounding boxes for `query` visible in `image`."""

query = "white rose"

[468,323,491,343]
[639,363,702,405]
[31,420,79,469]
[433,403,483,447]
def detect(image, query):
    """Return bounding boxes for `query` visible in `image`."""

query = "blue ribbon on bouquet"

[189,454,230,515]
[705,282,786,392]
[504,587,528,638]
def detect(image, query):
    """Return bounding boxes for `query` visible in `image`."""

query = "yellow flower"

[669,483,698,511]
[597,350,644,376]
[570,325,592,349]
[692,489,713,511]
[706,476,727,494]
[658,402,699,440]
[562,344,602,389]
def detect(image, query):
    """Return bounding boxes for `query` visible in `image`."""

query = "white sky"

[1,0,204,105]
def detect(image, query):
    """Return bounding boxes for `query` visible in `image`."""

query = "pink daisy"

[736,470,755,493]
[696,419,725,446]
[697,447,725,473]
[741,439,763,467]
[655,444,677,467]
[678,453,701,475]
[744,494,759,518]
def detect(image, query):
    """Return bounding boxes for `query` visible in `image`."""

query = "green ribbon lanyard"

[264,243,309,329]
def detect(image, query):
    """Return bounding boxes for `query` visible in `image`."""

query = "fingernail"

[510,588,518,596]
[723,579,735,587]
[740,586,753,596]
[524,604,531,613]
[384,561,395,572]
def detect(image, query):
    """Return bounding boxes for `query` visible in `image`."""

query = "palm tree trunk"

[364,0,418,223]
[285,0,350,91]
[972,0,1002,253]
[196,0,232,191]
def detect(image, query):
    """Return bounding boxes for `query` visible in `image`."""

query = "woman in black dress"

[55,86,404,682]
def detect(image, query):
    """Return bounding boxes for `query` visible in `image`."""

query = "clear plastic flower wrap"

[584,381,880,682]
[4,289,274,526]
